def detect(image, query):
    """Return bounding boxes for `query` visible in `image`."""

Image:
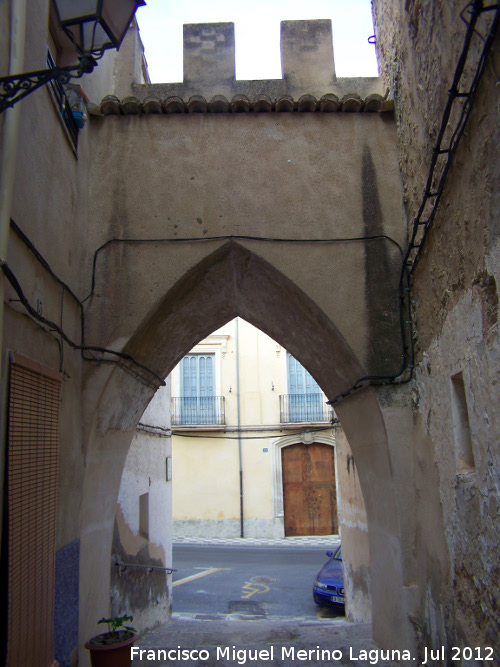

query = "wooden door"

[282,443,337,536]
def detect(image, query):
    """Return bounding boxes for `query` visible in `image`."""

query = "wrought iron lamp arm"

[0,54,99,114]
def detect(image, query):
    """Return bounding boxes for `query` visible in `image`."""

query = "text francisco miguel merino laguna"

[131,644,494,663]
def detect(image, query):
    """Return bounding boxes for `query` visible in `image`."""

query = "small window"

[450,371,475,475]
[139,492,149,540]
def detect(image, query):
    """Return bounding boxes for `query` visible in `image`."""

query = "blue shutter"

[287,353,322,421]
[180,354,215,424]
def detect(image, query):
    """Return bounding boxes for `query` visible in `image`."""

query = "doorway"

[282,442,337,536]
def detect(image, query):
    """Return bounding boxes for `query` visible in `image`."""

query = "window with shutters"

[2,354,60,667]
[282,353,328,422]
[172,354,224,425]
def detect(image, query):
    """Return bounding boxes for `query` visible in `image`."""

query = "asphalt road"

[171,543,344,621]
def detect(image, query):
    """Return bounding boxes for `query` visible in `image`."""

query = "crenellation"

[129,19,385,108]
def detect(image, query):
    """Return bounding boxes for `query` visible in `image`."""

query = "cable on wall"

[84,233,403,302]
[7,2,498,404]
[84,233,410,403]
[7,221,408,400]
[403,0,500,271]
[172,424,337,440]
[1,252,165,388]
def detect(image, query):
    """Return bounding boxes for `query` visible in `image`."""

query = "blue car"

[313,546,345,609]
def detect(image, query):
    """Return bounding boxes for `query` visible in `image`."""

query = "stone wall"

[373,0,500,659]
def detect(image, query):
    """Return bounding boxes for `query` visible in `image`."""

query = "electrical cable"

[1,258,165,387]
[84,233,403,302]
[6,2,497,405]
[84,232,410,405]
[386,0,500,399]
[9,220,407,395]
[172,424,337,440]
[404,0,500,272]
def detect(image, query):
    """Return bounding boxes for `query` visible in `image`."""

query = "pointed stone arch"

[122,240,366,411]
[79,241,410,661]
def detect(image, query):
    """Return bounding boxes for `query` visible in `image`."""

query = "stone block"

[281,19,335,88]
[183,22,236,85]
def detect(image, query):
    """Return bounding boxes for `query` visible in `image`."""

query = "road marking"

[316,606,329,618]
[172,568,230,588]
[241,581,270,599]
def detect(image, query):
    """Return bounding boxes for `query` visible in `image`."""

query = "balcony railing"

[280,394,333,423]
[171,396,225,426]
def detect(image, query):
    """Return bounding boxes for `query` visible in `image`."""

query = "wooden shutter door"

[5,354,61,667]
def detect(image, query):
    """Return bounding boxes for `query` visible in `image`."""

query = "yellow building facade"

[171,318,339,539]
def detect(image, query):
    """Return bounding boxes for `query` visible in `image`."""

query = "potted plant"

[85,614,137,667]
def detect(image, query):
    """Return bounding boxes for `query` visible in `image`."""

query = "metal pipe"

[114,562,176,573]
[235,317,244,538]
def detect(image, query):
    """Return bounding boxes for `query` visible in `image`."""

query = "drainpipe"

[0,0,27,561]
[235,317,244,538]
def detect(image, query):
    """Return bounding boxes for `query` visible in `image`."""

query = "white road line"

[172,567,229,587]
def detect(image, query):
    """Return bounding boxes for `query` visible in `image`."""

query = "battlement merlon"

[130,19,386,104]
[281,19,335,88]
[183,22,236,85]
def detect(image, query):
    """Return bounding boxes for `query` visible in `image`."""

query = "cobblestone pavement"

[134,614,403,666]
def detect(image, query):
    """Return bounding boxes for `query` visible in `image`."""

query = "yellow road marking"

[241,581,270,599]
[316,606,329,618]
[172,568,230,588]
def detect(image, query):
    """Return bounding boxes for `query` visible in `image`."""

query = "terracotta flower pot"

[85,631,137,667]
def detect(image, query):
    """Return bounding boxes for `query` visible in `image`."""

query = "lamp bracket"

[0,55,99,114]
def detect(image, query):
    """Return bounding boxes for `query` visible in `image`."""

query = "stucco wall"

[0,7,150,665]
[336,427,371,624]
[84,110,404,384]
[112,380,173,632]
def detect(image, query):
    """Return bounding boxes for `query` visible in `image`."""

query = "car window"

[333,546,342,560]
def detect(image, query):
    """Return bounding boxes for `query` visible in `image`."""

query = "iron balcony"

[280,394,333,424]
[171,396,225,426]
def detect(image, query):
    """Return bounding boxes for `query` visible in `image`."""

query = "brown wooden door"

[282,443,337,536]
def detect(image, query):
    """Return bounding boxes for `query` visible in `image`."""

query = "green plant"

[98,615,136,635]
[88,614,137,646]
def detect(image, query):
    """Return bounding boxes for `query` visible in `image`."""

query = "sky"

[135,0,379,83]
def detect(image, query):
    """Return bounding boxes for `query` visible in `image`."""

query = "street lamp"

[0,0,146,113]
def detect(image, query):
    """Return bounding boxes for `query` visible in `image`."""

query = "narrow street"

[171,540,343,621]
[135,539,400,666]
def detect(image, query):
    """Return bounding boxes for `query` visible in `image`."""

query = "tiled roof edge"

[93,93,394,117]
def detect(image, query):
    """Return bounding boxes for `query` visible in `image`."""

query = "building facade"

[170,318,339,540]
[0,1,499,665]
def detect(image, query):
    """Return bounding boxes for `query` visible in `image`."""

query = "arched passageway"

[80,242,413,662]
